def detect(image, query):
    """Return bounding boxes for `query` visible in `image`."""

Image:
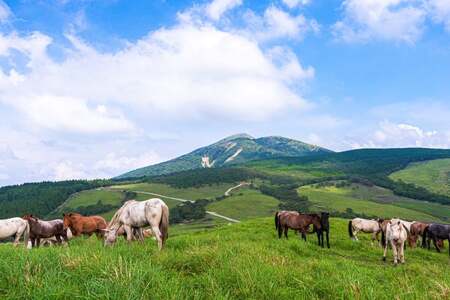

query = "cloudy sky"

[0,0,450,186]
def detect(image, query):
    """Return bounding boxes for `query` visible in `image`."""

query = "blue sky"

[0,0,450,186]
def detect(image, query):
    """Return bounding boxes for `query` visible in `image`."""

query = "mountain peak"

[219,133,254,142]
[116,134,332,179]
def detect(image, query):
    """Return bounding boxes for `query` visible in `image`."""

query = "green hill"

[1,218,449,299]
[116,134,331,179]
[390,158,450,196]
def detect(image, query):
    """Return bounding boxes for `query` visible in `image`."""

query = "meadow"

[0,218,449,299]
[390,158,450,197]
[300,183,449,222]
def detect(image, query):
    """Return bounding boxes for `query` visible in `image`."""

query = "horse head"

[103,228,118,246]
[62,213,73,229]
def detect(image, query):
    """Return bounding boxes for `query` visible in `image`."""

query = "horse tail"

[159,203,169,245]
[23,221,30,247]
[348,220,353,238]
[275,212,279,231]
[422,226,429,248]
[381,228,386,247]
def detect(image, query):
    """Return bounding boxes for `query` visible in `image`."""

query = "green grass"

[300,184,443,222]
[111,182,231,201]
[206,188,279,220]
[390,158,450,196]
[64,189,124,209]
[1,218,449,299]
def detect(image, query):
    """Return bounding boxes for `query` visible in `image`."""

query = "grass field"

[300,184,446,222]
[110,182,231,201]
[390,158,450,196]
[206,188,279,220]
[1,218,449,299]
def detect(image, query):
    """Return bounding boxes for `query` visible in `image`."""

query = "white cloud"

[243,6,319,41]
[0,1,11,23]
[205,0,242,21]
[94,152,161,175]
[52,161,88,181]
[366,121,449,148]
[282,0,311,9]
[333,0,426,43]
[427,0,450,32]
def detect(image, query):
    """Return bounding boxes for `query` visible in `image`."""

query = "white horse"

[348,218,381,243]
[104,199,169,250]
[0,217,29,247]
[382,219,408,264]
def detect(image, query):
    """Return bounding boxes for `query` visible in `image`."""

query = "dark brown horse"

[275,211,322,244]
[63,213,107,238]
[22,215,68,248]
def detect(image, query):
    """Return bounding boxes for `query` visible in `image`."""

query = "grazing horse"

[104,199,169,250]
[423,223,450,256]
[0,217,29,247]
[409,222,429,248]
[382,219,408,265]
[348,218,381,243]
[275,211,322,244]
[23,215,68,248]
[63,213,107,238]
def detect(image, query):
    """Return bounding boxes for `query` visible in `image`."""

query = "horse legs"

[35,238,41,248]
[137,228,145,243]
[432,237,441,253]
[353,229,359,241]
[149,225,163,250]
[399,242,405,263]
[283,226,288,239]
[382,241,388,262]
[13,232,21,247]
[391,241,398,265]
[123,225,134,243]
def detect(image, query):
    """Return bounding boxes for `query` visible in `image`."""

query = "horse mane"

[107,200,136,230]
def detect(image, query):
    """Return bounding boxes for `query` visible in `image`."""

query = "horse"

[39,228,73,247]
[423,223,450,256]
[63,213,107,238]
[382,219,408,265]
[104,199,169,250]
[275,211,322,245]
[409,222,429,248]
[316,212,330,248]
[23,215,68,248]
[275,211,307,240]
[348,218,381,243]
[0,217,29,247]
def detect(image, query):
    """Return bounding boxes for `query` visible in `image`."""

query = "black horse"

[422,223,450,255]
[315,212,330,248]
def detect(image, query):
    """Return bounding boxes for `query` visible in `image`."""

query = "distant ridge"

[116,134,332,179]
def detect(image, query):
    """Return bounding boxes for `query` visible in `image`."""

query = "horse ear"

[63,213,65,217]
[398,221,401,225]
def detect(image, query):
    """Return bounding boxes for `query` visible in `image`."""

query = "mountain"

[116,134,332,179]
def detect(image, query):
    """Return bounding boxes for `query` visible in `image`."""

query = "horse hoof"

[382,257,386,262]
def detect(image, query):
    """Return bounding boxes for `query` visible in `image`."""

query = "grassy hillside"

[206,188,279,220]
[390,158,450,196]
[1,218,449,299]
[300,183,448,222]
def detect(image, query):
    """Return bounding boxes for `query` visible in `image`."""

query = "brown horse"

[23,215,68,248]
[275,211,322,243]
[409,222,429,248]
[63,213,107,238]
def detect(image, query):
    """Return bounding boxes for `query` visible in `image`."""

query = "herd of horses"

[0,196,449,265]
[0,198,169,250]
[274,211,449,264]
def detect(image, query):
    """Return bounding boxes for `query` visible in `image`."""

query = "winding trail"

[224,182,250,196]
[132,190,240,223]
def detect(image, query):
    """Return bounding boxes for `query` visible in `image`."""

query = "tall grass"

[0,218,449,299]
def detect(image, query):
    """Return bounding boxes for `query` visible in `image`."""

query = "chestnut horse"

[23,215,67,248]
[63,213,107,238]
[275,211,322,245]
[409,222,429,248]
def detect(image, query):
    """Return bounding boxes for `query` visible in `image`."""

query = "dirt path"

[132,190,240,223]
[224,182,250,196]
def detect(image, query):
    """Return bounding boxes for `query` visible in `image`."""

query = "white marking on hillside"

[225,142,237,152]
[205,211,240,223]
[201,156,215,168]
[225,148,243,163]
[224,182,250,196]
